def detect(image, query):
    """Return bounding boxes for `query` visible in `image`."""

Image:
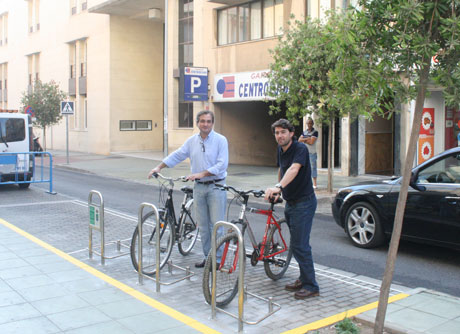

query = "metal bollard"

[88,190,104,265]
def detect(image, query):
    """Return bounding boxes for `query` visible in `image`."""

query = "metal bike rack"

[211,221,281,333]
[137,202,195,292]
[88,190,130,265]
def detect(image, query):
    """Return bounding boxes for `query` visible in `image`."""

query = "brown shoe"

[285,279,303,292]
[294,289,320,300]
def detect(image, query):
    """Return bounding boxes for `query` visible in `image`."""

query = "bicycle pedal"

[250,249,260,266]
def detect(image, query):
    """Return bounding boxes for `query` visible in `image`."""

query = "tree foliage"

[349,1,460,332]
[353,0,460,109]
[21,80,67,129]
[267,11,400,126]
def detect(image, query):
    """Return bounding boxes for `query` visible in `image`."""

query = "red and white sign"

[214,70,274,102]
[418,108,435,164]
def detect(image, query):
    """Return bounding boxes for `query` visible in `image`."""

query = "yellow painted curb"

[281,293,409,334]
[0,218,220,334]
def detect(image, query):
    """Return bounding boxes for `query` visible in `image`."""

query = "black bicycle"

[130,173,199,276]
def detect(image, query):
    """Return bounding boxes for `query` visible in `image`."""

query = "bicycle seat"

[181,186,193,194]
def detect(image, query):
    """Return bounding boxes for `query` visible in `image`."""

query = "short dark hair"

[271,118,295,134]
[196,110,215,124]
[307,117,314,125]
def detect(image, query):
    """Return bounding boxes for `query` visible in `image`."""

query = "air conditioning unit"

[148,8,163,21]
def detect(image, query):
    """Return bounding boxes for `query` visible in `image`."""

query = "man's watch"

[275,183,283,191]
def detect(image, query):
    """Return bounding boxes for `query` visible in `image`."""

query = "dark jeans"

[285,193,319,292]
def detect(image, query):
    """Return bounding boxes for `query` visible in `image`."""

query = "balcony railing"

[68,78,76,96]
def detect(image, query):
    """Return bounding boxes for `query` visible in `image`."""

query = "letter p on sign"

[191,77,201,93]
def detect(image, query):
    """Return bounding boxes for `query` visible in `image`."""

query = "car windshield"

[417,154,460,184]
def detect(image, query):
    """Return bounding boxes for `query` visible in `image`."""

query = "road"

[30,167,460,297]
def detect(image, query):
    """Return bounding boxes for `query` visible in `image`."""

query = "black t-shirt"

[277,139,314,201]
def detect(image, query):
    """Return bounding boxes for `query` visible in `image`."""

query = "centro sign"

[182,67,208,101]
[214,70,275,102]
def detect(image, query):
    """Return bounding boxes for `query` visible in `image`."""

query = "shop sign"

[418,108,435,164]
[213,70,276,102]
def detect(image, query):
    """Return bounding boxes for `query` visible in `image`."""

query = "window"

[218,0,283,45]
[2,119,25,142]
[120,120,152,131]
[179,0,193,67]
[27,0,40,33]
[418,154,460,184]
[178,0,194,128]
[178,103,193,128]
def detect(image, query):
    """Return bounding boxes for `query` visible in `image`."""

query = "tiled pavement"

[1,150,460,333]
[0,187,410,333]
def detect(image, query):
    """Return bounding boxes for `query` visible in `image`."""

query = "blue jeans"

[285,194,319,292]
[193,183,227,261]
[309,153,317,178]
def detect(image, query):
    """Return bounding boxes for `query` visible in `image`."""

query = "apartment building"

[0,0,164,154]
[0,0,454,174]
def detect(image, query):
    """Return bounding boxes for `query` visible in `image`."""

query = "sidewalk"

[1,149,458,333]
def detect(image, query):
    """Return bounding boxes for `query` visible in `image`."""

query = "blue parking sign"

[183,67,208,101]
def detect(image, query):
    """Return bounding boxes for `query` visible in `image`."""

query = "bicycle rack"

[137,202,195,292]
[88,190,130,265]
[211,221,281,333]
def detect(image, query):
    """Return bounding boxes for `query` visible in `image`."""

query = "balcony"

[89,0,164,21]
[0,89,2,102]
[3,89,7,102]
[68,78,76,96]
[79,76,86,96]
[28,85,32,95]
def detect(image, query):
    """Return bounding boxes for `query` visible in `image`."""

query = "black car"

[332,147,460,250]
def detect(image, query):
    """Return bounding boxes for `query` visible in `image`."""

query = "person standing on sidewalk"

[264,118,319,300]
[299,117,318,189]
[148,110,228,268]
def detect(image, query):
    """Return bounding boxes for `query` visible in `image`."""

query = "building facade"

[0,0,456,175]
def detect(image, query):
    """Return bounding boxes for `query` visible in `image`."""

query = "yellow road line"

[0,218,220,334]
[282,293,409,334]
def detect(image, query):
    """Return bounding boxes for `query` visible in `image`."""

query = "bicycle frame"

[221,188,289,276]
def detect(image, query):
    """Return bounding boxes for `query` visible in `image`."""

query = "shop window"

[218,0,283,45]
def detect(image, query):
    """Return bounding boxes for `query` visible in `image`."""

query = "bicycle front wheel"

[264,218,292,280]
[130,211,174,276]
[178,199,199,255]
[202,232,245,307]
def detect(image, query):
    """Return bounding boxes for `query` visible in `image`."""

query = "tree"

[348,1,460,332]
[267,12,399,192]
[21,80,67,150]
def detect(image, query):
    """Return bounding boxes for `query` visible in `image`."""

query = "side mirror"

[409,171,426,191]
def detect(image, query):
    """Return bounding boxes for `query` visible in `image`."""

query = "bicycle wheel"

[264,218,292,280]
[202,232,245,307]
[130,210,174,276]
[178,198,199,255]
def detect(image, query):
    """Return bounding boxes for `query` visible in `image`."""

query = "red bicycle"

[202,184,292,307]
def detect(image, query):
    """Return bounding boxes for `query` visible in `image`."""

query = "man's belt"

[196,178,224,185]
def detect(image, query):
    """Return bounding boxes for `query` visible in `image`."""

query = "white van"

[0,112,34,188]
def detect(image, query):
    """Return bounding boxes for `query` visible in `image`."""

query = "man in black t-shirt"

[265,119,319,299]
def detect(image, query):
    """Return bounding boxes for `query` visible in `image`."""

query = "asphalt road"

[32,167,460,297]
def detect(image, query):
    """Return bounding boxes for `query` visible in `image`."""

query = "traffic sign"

[60,101,74,115]
[24,105,35,116]
[182,67,208,101]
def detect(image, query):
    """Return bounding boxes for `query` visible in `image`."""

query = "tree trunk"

[43,126,47,151]
[374,63,431,333]
[327,117,334,193]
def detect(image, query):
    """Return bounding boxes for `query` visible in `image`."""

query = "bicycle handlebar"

[152,172,188,183]
[215,183,265,198]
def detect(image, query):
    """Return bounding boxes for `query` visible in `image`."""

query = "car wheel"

[344,201,385,248]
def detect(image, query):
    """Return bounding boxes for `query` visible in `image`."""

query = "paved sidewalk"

[0,149,458,333]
